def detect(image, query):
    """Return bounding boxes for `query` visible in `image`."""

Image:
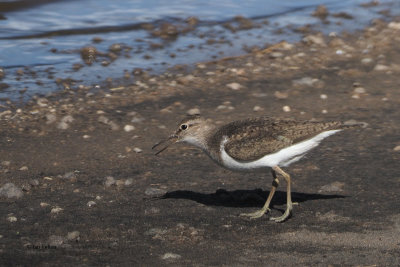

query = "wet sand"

[1,16,400,265]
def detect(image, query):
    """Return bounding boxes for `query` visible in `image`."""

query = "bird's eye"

[180,124,188,130]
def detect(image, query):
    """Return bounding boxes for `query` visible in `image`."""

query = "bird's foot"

[270,203,292,223]
[240,208,270,219]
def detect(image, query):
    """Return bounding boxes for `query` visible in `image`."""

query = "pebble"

[133,147,142,153]
[98,116,120,130]
[354,87,366,94]
[51,207,63,214]
[61,171,77,182]
[270,52,283,58]
[57,115,74,130]
[303,34,326,46]
[1,161,10,167]
[318,181,345,193]
[177,74,195,85]
[320,94,328,99]
[125,178,134,186]
[388,22,400,30]
[124,125,135,132]
[187,108,200,115]
[7,216,17,222]
[361,58,373,65]
[104,176,116,187]
[83,135,90,139]
[19,166,28,171]
[292,77,319,87]
[48,235,65,246]
[393,145,400,152]
[374,64,390,71]
[36,98,48,107]
[87,201,96,207]
[67,231,80,241]
[274,91,288,99]
[322,109,328,114]
[226,82,242,90]
[0,183,23,199]
[145,187,167,197]
[161,253,182,260]
[253,106,263,112]
[29,179,39,186]
[282,106,291,112]
[116,179,125,186]
[40,202,50,207]
[46,114,57,124]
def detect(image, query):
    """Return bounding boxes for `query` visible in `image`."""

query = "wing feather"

[219,117,342,161]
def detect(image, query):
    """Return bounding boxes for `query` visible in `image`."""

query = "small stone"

[19,166,28,171]
[322,109,328,114]
[303,34,326,46]
[67,231,80,241]
[145,187,167,197]
[36,98,48,107]
[0,183,23,199]
[374,64,390,71]
[104,176,116,187]
[226,82,242,90]
[124,125,135,132]
[133,147,142,153]
[83,135,90,139]
[274,91,288,99]
[292,77,319,87]
[87,201,96,207]
[7,216,17,222]
[253,106,263,112]
[57,115,74,130]
[1,161,10,167]
[282,106,291,112]
[388,22,400,30]
[40,202,50,207]
[312,5,329,19]
[116,180,125,186]
[145,207,161,215]
[320,94,328,99]
[48,235,65,246]
[393,145,400,152]
[319,181,345,193]
[187,108,200,115]
[61,171,77,182]
[46,114,57,124]
[161,253,182,260]
[354,87,366,94]
[270,52,283,58]
[125,178,133,186]
[51,207,63,214]
[29,179,39,187]
[361,58,373,65]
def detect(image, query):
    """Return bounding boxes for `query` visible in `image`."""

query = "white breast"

[220,129,342,170]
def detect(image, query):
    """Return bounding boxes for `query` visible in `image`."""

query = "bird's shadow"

[159,188,346,208]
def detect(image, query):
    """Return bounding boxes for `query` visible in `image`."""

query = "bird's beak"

[152,134,178,155]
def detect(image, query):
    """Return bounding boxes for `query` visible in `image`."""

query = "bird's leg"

[240,169,279,219]
[270,166,293,223]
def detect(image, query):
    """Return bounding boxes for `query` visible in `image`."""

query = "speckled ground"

[1,18,400,266]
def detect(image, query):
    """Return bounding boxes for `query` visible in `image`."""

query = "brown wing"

[221,117,342,162]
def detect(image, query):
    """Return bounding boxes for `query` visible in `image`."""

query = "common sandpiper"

[152,115,359,222]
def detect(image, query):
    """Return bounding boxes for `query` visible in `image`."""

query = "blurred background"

[0,0,399,102]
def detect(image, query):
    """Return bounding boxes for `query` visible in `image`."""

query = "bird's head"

[152,114,211,155]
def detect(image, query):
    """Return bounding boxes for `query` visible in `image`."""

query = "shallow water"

[0,0,399,101]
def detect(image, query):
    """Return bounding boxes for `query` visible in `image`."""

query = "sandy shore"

[1,16,400,265]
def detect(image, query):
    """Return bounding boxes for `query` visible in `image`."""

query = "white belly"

[220,130,341,170]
